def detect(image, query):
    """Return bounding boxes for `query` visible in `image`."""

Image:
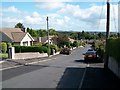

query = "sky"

[0,0,119,32]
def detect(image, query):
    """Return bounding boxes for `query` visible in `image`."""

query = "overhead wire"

[97,0,106,32]
[111,0,118,33]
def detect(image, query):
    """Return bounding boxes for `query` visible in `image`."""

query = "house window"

[23,41,28,46]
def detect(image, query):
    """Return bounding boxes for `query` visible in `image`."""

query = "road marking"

[0,58,56,71]
[78,63,89,89]
[78,67,87,89]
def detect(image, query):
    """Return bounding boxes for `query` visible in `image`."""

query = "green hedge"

[14,46,48,53]
[107,38,120,63]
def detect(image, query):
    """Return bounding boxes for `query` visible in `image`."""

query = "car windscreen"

[86,51,95,55]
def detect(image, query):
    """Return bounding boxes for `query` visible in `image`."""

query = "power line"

[111,1,118,33]
[97,0,106,31]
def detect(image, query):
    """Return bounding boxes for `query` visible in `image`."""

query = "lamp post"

[104,0,110,69]
[46,16,50,57]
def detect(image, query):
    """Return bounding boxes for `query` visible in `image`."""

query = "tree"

[73,41,79,47]
[37,29,47,37]
[49,28,57,35]
[15,22,25,30]
[52,34,69,47]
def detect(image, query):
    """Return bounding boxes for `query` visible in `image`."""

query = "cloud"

[24,11,42,25]
[36,2,65,10]
[2,6,21,13]
[2,17,23,28]
[57,3,118,31]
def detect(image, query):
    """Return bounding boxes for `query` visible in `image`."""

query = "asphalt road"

[1,45,120,89]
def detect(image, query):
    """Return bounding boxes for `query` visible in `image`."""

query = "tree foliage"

[15,22,25,29]
[52,34,69,47]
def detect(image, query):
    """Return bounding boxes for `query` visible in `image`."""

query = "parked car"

[83,51,97,62]
[60,47,71,55]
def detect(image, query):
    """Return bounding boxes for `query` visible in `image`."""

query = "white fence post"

[8,47,15,59]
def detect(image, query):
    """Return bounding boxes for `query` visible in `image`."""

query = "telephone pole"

[46,16,50,57]
[104,0,110,68]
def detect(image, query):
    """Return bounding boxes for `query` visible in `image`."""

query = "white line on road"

[0,58,56,71]
[78,63,90,89]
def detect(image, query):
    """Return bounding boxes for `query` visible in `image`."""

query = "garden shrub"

[1,42,7,53]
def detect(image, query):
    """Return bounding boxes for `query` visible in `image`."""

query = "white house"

[0,28,34,46]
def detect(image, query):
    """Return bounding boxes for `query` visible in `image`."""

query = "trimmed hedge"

[14,46,48,53]
[107,38,120,63]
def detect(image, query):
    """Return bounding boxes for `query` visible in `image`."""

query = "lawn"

[0,53,8,59]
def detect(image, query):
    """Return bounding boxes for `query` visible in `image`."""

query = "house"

[68,38,76,43]
[33,36,54,44]
[0,28,34,46]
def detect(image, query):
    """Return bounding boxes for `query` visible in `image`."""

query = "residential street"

[1,45,120,89]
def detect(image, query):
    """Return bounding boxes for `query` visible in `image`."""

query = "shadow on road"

[74,59,84,63]
[2,65,49,81]
[74,59,103,64]
[56,67,120,89]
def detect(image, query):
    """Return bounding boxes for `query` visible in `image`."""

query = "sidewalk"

[0,52,60,70]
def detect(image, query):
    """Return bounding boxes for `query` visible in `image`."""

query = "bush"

[107,38,120,63]
[72,41,79,47]
[7,43,12,48]
[43,44,59,53]
[14,46,48,53]
[1,42,7,53]
[7,43,12,53]
[94,40,105,60]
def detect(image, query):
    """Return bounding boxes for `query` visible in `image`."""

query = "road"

[1,45,120,89]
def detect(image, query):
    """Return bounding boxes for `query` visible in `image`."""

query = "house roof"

[0,28,29,42]
[11,32,27,42]
[41,36,48,43]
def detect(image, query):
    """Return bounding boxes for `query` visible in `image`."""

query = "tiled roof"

[41,36,48,43]
[12,32,27,42]
[0,28,27,42]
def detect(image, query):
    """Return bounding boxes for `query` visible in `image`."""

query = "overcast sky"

[0,0,119,32]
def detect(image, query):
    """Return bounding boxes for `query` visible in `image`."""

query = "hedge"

[107,38,120,63]
[43,44,59,53]
[14,46,48,53]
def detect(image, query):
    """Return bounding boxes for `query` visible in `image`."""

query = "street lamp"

[46,16,50,57]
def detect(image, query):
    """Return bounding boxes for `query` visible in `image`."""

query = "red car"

[83,51,97,62]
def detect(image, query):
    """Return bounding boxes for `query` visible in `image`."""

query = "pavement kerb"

[0,48,83,70]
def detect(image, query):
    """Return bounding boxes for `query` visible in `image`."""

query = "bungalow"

[33,36,54,44]
[0,28,34,46]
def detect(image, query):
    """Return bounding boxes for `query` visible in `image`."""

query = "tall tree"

[15,22,25,29]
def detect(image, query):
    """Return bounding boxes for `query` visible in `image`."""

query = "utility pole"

[104,0,110,69]
[46,16,50,57]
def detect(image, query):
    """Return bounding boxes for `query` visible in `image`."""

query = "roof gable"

[0,28,23,41]
[11,32,27,42]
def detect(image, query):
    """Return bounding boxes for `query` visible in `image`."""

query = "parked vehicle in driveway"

[83,51,97,62]
[60,47,71,55]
